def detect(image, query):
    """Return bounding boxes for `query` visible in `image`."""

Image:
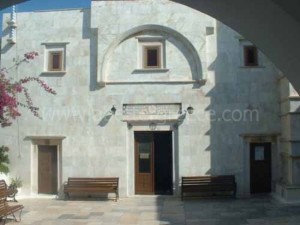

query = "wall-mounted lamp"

[127,123,133,130]
[110,105,116,115]
[149,122,157,131]
[173,123,178,130]
[187,106,194,114]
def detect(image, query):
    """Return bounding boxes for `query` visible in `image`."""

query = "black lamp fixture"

[149,122,157,131]
[110,105,116,115]
[187,106,194,114]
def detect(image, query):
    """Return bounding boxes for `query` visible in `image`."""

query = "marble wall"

[0,0,281,197]
[278,77,300,202]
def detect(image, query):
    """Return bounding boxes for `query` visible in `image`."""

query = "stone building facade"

[0,0,298,202]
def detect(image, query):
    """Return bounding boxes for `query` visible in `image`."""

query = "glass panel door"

[135,132,154,194]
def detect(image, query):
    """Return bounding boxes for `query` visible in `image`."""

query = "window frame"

[243,45,259,67]
[48,50,64,72]
[136,36,166,71]
[42,42,68,74]
[142,45,162,69]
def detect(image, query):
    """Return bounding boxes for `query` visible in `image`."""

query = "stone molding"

[240,133,280,143]
[98,24,203,86]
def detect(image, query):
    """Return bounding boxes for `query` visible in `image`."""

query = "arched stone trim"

[98,24,203,86]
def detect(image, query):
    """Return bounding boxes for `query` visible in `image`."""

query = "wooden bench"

[64,177,119,201]
[181,175,237,200]
[0,199,23,224]
[0,180,18,202]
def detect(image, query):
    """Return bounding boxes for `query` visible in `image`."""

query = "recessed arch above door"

[98,24,203,86]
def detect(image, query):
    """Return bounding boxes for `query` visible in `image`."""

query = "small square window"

[244,46,258,67]
[42,42,68,74]
[48,51,63,71]
[143,46,161,69]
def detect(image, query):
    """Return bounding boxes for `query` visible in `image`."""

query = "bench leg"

[13,194,17,202]
[116,191,119,202]
[64,192,70,200]
[1,216,7,225]
[181,190,184,201]
[12,209,23,222]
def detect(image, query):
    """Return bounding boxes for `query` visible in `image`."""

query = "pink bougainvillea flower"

[0,51,56,127]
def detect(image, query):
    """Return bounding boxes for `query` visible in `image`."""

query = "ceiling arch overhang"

[172,0,300,92]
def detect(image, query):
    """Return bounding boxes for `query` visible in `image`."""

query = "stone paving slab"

[3,196,300,225]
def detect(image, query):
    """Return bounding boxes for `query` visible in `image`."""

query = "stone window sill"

[132,69,169,74]
[105,79,207,85]
[40,71,67,76]
[239,66,265,69]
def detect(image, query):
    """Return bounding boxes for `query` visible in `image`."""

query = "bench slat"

[181,175,236,200]
[0,180,18,202]
[0,197,23,222]
[64,177,119,201]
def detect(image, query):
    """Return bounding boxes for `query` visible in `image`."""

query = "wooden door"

[38,145,58,194]
[250,143,272,194]
[135,132,154,194]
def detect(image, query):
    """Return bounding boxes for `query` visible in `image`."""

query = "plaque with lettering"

[123,104,182,115]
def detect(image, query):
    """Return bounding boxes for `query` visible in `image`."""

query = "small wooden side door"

[250,143,272,194]
[38,145,58,194]
[135,132,154,194]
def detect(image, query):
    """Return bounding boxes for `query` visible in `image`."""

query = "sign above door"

[123,103,182,116]
[122,103,183,123]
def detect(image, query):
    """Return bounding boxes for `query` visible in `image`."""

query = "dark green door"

[250,143,272,194]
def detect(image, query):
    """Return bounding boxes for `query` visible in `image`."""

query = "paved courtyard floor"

[5,195,300,225]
